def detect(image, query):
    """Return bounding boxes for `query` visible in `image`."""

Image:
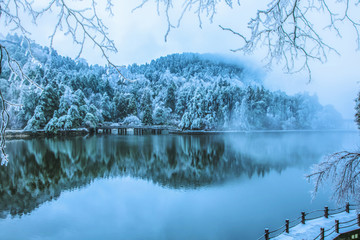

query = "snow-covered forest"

[0,34,343,132]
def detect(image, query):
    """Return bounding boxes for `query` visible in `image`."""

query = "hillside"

[0,34,343,131]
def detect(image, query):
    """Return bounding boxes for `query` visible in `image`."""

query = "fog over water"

[0,132,359,239]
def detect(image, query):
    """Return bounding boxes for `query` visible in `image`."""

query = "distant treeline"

[0,34,343,132]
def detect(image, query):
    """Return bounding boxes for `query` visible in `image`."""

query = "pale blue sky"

[2,0,359,119]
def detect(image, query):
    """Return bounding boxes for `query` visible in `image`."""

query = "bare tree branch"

[137,0,359,79]
[307,151,360,204]
[134,0,236,41]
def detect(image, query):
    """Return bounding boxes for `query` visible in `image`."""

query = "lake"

[0,131,359,240]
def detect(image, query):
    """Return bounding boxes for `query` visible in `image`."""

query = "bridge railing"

[256,202,357,240]
[312,214,360,240]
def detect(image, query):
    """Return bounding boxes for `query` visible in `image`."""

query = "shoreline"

[4,127,358,139]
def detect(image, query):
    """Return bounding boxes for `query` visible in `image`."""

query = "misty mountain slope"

[127,53,260,86]
[0,34,343,131]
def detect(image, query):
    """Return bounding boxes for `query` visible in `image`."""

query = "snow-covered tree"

[122,115,142,126]
[153,104,170,125]
[165,81,176,112]
[101,93,113,122]
[140,88,153,125]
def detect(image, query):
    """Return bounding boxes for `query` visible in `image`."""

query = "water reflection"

[0,132,346,218]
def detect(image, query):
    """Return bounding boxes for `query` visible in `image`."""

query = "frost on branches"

[308,151,360,204]
[308,91,360,204]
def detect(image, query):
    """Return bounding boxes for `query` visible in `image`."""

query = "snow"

[0,37,345,131]
[272,210,359,240]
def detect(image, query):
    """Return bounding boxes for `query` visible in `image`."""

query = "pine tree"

[101,93,113,121]
[165,81,176,112]
[38,82,60,123]
[142,107,153,125]
[127,94,138,116]
[113,92,127,120]
[140,89,153,125]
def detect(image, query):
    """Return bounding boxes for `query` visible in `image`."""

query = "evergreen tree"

[127,94,138,116]
[101,93,113,121]
[142,107,153,125]
[25,106,46,130]
[17,87,39,127]
[141,88,153,125]
[38,82,60,123]
[113,92,127,120]
[66,105,82,128]
[165,81,176,112]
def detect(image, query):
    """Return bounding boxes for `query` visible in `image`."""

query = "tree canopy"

[0,38,343,137]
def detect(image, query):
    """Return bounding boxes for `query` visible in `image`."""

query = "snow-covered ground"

[272,210,359,240]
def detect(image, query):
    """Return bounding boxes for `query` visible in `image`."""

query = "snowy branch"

[133,0,237,41]
[0,46,9,166]
[307,151,360,204]
[0,0,130,164]
[0,0,127,79]
[137,0,359,80]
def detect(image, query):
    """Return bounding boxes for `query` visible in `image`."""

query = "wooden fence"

[257,203,358,240]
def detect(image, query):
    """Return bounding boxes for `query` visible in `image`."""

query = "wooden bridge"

[93,125,178,135]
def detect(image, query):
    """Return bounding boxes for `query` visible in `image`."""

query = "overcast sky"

[3,0,360,119]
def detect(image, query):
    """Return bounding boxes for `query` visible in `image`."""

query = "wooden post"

[301,212,306,224]
[320,228,324,240]
[335,220,339,233]
[95,128,98,134]
[358,214,360,227]
[265,229,269,240]
[324,206,329,218]
[346,202,350,213]
[285,219,289,233]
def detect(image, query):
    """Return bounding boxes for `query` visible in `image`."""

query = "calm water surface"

[0,131,359,240]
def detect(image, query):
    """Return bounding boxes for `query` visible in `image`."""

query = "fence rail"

[257,202,358,240]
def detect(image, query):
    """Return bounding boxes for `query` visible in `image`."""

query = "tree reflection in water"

[0,132,342,218]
